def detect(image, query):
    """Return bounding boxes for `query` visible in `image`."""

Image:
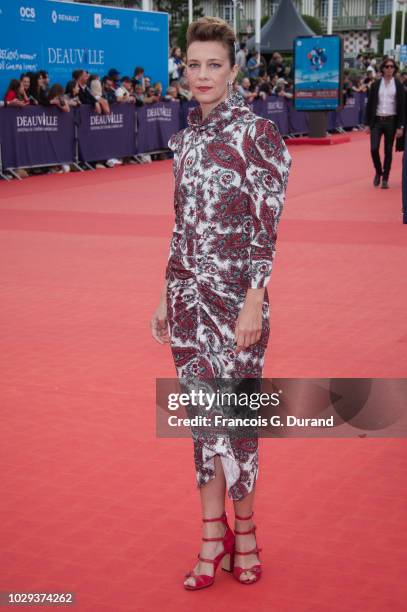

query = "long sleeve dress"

[166,90,291,500]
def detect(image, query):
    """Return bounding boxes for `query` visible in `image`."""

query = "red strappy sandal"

[184,511,235,591]
[232,511,262,584]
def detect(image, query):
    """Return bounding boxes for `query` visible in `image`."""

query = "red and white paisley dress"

[166,90,291,500]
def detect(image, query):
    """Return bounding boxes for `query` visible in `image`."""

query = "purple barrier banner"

[287,100,309,134]
[264,95,289,135]
[360,92,368,124]
[77,103,135,162]
[247,98,266,118]
[327,111,336,130]
[0,106,75,170]
[335,95,361,128]
[136,101,181,153]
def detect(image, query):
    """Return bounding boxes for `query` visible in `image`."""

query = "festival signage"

[294,35,343,111]
[0,0,169,97]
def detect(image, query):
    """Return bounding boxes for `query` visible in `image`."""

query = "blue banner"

[0,0,169,97]
[294,35,343,111]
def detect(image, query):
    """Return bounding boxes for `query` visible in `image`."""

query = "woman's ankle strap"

[202,511,227,523]
[235,511,254,520]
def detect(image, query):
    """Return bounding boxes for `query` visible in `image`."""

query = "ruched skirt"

[166,273,270,500]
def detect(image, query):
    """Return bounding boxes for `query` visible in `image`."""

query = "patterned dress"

[166,90,291,500]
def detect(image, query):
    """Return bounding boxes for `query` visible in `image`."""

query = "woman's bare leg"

[184,455,227,588]
[233,486,259,583]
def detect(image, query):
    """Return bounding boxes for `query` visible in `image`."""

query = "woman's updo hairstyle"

[186,16,237,68]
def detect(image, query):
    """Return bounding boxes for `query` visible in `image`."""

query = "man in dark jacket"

[75,70,97,106]
[267,52,286,80]
[364,58,405,189]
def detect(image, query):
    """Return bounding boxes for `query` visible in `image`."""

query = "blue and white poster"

[0,0,169,96]
[294,35,343,111]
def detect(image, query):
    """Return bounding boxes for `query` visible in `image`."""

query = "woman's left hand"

[235,288,265,353]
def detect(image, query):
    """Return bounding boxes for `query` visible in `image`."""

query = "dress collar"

[187,90,250,130]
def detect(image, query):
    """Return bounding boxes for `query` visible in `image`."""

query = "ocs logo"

[51,10,57,24]
[20,6,36,19]
[94,13,102,28]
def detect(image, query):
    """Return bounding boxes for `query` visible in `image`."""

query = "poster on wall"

[294,35,343,111]
[0,0,169,96]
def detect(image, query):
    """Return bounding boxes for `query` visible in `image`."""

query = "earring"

[227,80,234,97]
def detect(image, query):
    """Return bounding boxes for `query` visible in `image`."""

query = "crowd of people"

[1,65,190,176]
[169,45,294,100]
[1,66,191,111]
[1,47,406,180]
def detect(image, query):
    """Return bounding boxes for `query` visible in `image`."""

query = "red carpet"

[287,134,351,145]
[1,132,406,611]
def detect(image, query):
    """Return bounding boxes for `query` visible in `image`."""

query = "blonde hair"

[186,16,236,68]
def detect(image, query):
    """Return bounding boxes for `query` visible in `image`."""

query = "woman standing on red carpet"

[151,17,291,589]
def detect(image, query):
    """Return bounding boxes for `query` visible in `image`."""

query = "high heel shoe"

[184,511,235,590]
[232,511,262,584]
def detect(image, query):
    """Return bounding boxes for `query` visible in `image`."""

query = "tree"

[74,0,203,45]
[154,1,204,46]
[174,9,207,51]
[378,11,405,55]
[176,21,190,51]
[301,14,323,35]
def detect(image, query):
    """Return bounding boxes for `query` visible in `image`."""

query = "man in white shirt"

[364,58,405,189]
[235,42,247,75]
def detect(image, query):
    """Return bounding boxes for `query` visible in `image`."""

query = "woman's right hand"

[151,296,170,344]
